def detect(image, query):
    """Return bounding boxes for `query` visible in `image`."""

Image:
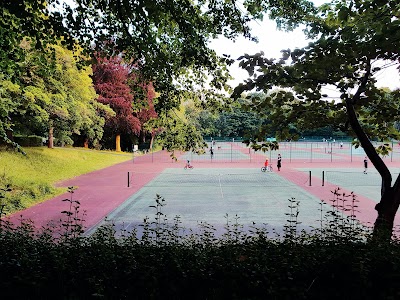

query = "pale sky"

[209,2,400,93]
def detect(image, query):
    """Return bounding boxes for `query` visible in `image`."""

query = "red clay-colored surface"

[7,151,173,230]
[7,148,400,232]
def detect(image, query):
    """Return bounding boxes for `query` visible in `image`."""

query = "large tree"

[92,56,141,152]
[232,0,400,239]
[8,43,110,148]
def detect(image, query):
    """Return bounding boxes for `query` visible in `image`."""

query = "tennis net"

[130,171,297,187]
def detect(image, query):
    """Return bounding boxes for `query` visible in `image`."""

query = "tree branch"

[351,60,370,105]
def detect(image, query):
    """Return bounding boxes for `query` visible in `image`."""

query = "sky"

[209,2,400,94]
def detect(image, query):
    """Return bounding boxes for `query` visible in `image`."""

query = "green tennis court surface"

[88,168,333,236]
[297,167,400,204]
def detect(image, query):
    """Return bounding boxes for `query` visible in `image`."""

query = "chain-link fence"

[133,140,400,164]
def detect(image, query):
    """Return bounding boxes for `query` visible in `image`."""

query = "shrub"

[14,135,43,147]
[1,191,400,299]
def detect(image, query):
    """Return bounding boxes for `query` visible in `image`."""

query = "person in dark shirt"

[363,157,368,174]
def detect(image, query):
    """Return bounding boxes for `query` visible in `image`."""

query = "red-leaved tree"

[92,56,141,151]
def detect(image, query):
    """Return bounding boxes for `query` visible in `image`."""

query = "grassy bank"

[0,147,132,214]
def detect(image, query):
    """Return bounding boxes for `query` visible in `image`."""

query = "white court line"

[218,173,224,199]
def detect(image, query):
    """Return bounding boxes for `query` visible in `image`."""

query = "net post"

[322,171,324,186]
[128,171,130,187]
[309,171,312,186]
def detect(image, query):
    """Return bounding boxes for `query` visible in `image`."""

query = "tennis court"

[89,139,400,236]
[11,144,400,236]
[87,165,381,236]
[300,168,400,203]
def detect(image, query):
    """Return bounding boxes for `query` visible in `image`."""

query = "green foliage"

[14,135,43,147]
[62,0,255,93]
[60,186,86,239]
[0,76,21,133]
[2,192,400,299]
[244,0,317,30]
[16,44,107,147]
[0,1,70,78]
[185,95,266,139]
[1,0,320,152]
[156,106,207,155]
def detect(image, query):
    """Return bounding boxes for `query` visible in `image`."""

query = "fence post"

[322,171,324,186]
[269,148,272,163]
[350,142,352,163]
[309,170,312,186]
[330,142,333,162]
[231,143,233,162]
[249,147,251,163]
[128,171,130,187]
[391,141,394,162]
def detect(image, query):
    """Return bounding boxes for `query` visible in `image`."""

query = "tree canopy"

[1,0,324,151]
[92,55,158,151]
[1,1,320,108]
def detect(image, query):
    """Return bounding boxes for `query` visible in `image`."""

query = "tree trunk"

[344,62,399,241]
[84,138,89,149]
[48,122,54,149]
[149,134,155,151]
[140,131,146,143]
[115,134,121,152]
[6,129,14,142]
[373,187,400,241]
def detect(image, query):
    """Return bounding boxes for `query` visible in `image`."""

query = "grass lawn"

[0,147,133,214]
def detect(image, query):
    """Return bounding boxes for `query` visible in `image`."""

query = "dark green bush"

[1,220,400,300]
[1,193,400,299]
[14,135,43,147]
[139,142,150,150]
